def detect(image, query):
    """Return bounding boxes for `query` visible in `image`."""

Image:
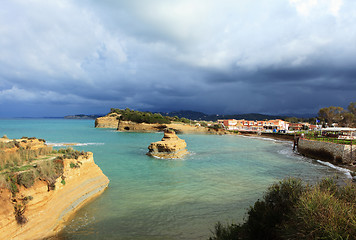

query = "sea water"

[0,119,348,240]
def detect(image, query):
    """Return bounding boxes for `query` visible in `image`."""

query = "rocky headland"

[95,112,230,135]
[147,129,189,159]
[0,136,109,240]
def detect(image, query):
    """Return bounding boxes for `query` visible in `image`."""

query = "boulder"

[147,129,188,159]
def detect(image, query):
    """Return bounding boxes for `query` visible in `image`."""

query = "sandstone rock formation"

[95,112,231,135]
[147,129,188,159]
[118,121,166,132]
[0,141,109,240]
[95,112,120,128]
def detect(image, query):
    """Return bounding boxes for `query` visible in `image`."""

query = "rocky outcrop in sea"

[147,129,188,159]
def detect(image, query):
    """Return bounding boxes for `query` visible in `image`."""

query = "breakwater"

[298,138,355,165]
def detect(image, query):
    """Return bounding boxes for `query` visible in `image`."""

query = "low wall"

[298,138,355,164]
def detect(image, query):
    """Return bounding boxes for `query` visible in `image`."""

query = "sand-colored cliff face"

[95,113,120,128]
[147,130,188,159]
[0,153,109,240]
[118,121,166,132]
[119,121,229,134]
[95,114,230,135]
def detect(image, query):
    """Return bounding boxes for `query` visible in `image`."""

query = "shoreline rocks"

[147,129,188,159]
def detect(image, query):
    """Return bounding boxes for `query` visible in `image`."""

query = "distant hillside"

[64,114,104,119]
[161,110,285,121]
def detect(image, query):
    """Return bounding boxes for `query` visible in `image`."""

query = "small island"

[147,129,189,159]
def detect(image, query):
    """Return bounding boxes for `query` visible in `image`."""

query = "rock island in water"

[147,129,189,159]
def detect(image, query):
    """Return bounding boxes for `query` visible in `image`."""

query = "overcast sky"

[1,0,355,117]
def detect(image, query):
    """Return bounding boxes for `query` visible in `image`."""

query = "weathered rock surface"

[95,113,231,135]
[147,129,188,159]
[0,153,109,240]
[118,121,166,132]
[95,113,120,128]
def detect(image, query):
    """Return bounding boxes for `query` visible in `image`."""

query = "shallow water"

[0,119,347,240]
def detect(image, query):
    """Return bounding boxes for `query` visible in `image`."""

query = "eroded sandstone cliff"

[0,143,109,240]
[94,112,120,128]
[95,113,230,135]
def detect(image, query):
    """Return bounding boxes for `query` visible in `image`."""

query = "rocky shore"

[147,129,188,159]
[0,137,109,240]
[95,113,230,135]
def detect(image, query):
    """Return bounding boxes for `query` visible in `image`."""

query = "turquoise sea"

[0,119,348,240]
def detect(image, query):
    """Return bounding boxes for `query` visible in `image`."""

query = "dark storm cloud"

[0,0,355,117]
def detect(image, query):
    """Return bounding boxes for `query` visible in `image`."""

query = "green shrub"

[111,108,172,124]
[284,186,356,239]
[208,177,355,240]
[208,222,242,240]
[244,178,305,240]
[7,175,19,196]
[14,203,27,225]
[17,171,35,188]
[200,122,208,127]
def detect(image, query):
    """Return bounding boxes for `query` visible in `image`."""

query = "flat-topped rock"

[147,129,188,159]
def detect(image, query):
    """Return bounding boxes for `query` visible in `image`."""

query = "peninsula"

[95,108,230,135]
[0,136,109,240]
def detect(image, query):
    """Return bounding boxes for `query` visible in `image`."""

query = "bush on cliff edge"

[209,177,356,240]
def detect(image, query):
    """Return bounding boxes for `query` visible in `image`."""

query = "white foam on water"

[48,142,104,147]
[276,144,352,179]
[239,135,289,144]
[65,212,96,232]
[268,139,353,179]
[316,160,352,179]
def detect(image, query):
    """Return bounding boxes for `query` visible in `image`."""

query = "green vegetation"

[110,108,194,124]
[0,137,90,226]
[0,142,53,170]
[14,203,27,225]
[111,108,171,124]
[318,102,356,127]
[284,117,317,124]
[209,124,223,130]
[55,147,86,160]
[209,177,355,240]
[200,121,208,127]
[17,171,36,188]
[304,135,356,145]
[0,140,87,195]
[69,161,81,168]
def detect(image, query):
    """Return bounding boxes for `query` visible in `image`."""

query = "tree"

[318,106,344,126]
[341,112,355,127]
[348,102,356,115]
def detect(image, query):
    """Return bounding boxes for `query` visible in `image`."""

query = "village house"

[262,119,289,132]
[218,119,289,132]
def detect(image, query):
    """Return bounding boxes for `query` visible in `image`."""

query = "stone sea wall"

[0,153,109,240]
[298,138,355,164]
